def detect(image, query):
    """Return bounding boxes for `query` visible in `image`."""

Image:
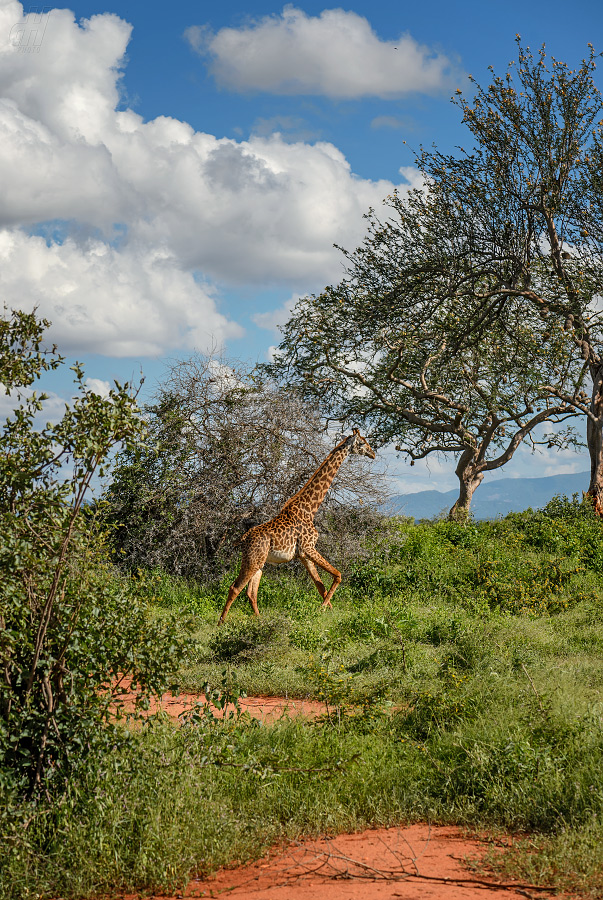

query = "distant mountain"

[386,471,590,520]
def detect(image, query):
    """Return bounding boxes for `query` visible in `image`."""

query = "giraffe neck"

[282,440,350,518]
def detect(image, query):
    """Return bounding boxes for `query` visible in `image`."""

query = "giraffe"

[217,429,376,625]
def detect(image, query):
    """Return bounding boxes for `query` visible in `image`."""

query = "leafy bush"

[347,563,408,596]
[422,613,467,646]
[330,607,392,642]
[349,512,596,616]
[0,309,189,800]
[300,653,391,722]
[470,557,583,614]
[399,671,480,739]
[289,623,323,651]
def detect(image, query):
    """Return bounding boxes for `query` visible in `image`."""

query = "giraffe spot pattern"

[217,431,376,624]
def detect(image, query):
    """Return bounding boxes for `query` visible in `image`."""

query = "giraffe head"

[345,428,376,459]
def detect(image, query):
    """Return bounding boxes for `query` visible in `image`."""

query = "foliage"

[0,308,189,801]
[342,509,601,616]
[415,41,603,507]
[414,40,603,507]
[181,668,248,725]
[101,352,385,579]
[400,671,480,740]
[268,40,603,516]
[2,502,603,897]
[271,244,582,521]
[301,651,392,724]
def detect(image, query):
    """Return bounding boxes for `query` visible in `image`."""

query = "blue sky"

[1,0,601,492]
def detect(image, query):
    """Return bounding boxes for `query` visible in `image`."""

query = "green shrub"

[439,631,486,672]
[470,557,583,614]
[399,671,480,739]
[0,309,189,800]
[347,647,405,673]
[289,623,323,651]
[422,613,467,646]
[347,562,407,596]
[331,607,392,642]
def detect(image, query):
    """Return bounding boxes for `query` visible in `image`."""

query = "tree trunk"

[586,371,603,516]
[449,450,484,522]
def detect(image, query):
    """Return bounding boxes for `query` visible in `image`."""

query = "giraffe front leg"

[300,557,327,602]
[218,564,260,625]
[301,548,341,609]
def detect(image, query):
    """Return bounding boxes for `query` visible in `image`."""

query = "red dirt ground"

[110,684,559,899]
[186,826,555,899]
[112,681,327,722]
[115,825,555,899]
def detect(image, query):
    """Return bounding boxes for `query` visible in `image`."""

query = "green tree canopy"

[402,40,603,506]
[270,212,582,518]
[269,40,603,516]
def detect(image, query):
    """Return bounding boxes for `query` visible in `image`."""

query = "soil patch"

[186,826,553,899]
[117,825,555,899]
[110,688,556,897]
[113,682,327,723]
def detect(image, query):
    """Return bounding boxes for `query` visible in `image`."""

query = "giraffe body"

[218,430,375,624]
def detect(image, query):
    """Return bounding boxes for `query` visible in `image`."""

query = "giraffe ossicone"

[217,429,376,625]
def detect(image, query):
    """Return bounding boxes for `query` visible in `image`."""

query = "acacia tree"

[269,39,603,516]
[396,40,603,509]
[102,353,385,577]
[270,236,582,519]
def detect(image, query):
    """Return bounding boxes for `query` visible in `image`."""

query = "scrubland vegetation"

[5,39,603,900]
[3,496,603,899]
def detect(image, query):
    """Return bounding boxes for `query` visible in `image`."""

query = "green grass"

[3,498,603,898]
[480,817,603,898]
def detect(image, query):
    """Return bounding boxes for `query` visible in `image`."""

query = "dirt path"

[115,826,552,899]
[113,681,327,722]
[186,826,550,899]
[112,686,556,899]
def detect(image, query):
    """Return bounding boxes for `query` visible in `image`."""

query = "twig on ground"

[520,663,547,715]
[261,830,554,893]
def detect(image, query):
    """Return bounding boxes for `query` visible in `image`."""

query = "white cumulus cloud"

[0,231,241,356]
[0,2,418,357]
[85,378,112,397]
[123,129,401,285]
[253,294,300,334]
[187,6,465,99]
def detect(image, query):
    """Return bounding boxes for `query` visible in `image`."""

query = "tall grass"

[3,497,603,898]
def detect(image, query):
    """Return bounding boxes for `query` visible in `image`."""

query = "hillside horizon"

[387,470,590,520]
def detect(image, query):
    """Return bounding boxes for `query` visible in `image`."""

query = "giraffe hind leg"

[218,560,262,625]
[246,569,263,616]
[219,532,271,626]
